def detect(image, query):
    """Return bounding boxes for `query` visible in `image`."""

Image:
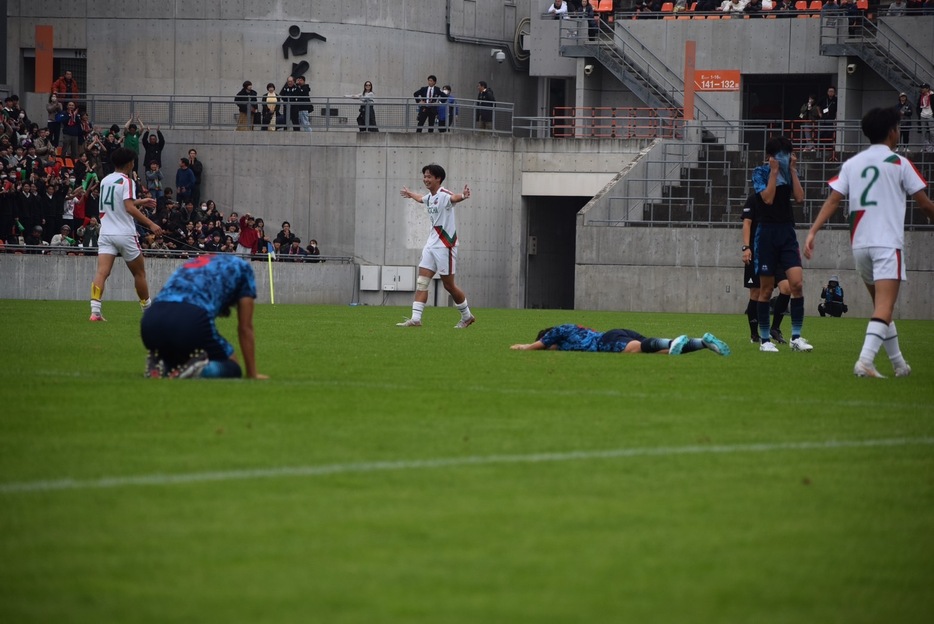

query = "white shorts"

[853,247,907,285]
[419,245,457,276]
[98,233,142,262]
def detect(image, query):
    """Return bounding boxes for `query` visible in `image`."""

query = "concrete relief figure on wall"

[282,25,326,78]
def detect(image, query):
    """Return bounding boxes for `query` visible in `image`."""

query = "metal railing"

[551,106,684,139]
[63,94,514,135]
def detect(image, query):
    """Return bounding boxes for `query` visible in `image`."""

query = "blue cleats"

[702,332,731,356]
[669,335,689,355]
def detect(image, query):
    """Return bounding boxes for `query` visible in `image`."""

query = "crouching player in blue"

[510,324,730,356]
[141,254,268,379]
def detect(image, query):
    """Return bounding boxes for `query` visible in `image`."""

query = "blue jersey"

[540,325,604,352]
[155,254,257,316]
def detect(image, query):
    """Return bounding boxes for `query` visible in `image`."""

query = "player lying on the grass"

[804,106,934,379]
[140,254,268,379]
[510,324,731,356]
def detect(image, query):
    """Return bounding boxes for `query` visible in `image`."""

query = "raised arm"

[451,184,471,204]
[400,186,425,202]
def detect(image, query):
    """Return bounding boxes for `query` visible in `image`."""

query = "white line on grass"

[2,437,933,495]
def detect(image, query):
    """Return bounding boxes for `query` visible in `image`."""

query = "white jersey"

[828,144,927,250]
[98,172,139,237]
[421,187,458,249]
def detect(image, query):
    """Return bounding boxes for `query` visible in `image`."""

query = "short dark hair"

[861,107,900,144]
[110,147,136,168]
[180,158,190,166]
[536,327,554,342]
[428,75,437,82]
[422,163,446,182]
[479,81,488,89]
[765,135,793,157]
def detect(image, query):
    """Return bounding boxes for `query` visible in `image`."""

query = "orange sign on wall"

[36,26,54,94]
[694,70,740,92]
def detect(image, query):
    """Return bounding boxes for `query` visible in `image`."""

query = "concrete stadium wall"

[0,254,355,305]
[574,227,934,320]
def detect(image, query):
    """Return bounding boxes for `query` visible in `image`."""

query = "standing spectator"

[349,81,378,132]
[476,81,496,130]
[101,131,120,176]
[279,76,301,132]
[237,213,259,255]
[413,75,440,133]
[60,101,83,158]
[144,161,165,206]
[123,114,142,172]
[254,217,271,255]
[396,163,475,329]
[141,124,166,169]
[886,0,907,14]
[175,158,196,204]
[437,85,458,133]
[894,92,913,150]
[234,80,257,131]
[581,0,598,39]
[296,75,313,132]
[261,83,280,131]
[88,147,163,322]
[819,86,838,158]
[805,108,934,377]
[798,94,822,150]
[188,149,204,207]
[46,93,63,148]
[274,221,297,249]
[918,83,933,152]
[51,71,80,105]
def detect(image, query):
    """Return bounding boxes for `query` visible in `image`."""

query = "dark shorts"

[140,301,232,369]
[754,223,801,277]
[744,260,787,289]
[599,329,646,352]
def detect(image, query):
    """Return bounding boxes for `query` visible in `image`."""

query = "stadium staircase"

[819,16,934,96]
[558,18,730,126]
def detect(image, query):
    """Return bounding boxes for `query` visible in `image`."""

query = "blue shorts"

[754,223,801,277]
[599,329,646,352]
[140,301,233,369]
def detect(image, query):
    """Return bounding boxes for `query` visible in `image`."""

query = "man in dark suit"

[413,75,440,133]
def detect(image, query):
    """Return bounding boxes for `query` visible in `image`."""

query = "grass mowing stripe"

[3,436,931,495]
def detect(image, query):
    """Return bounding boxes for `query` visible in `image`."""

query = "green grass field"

[1,300,933,623]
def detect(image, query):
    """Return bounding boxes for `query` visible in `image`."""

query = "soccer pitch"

[1,300,932,623]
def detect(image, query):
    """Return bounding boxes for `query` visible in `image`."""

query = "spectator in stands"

[437,85,458,133]
[886,0,907,14]
[918,83,933,152]
[142,125,165,169]
[841,0,860,35]
[226,222,240,244]
[719,0,748,13]
[24,224,47,253]
[123,114,143,172]
[306,238,321,262]
[203,231,224,253]
[296,75,313,132]
[414,75,441,133]
[348,81,378,132]
[744,0,764,14]
[819,86,839,158]
[51,71,80,104]
[548,0,570,18]
[477,81,496,130]
[175,158,196,203]
[235,80,258,131]
[237,213,259,255]
[280,76,301,131]
[254,217,271,255]
[261,83,280,131]
[895,92,913,150]
[580,0,598,38]
[145,161,165,206]
[275,221,297,248]
[222,235,237,253]
[281,237,308,261]
[78,217,100,249]
[188,149,204,206]
[60,101,83,158]
[799,94,822,150]
[775,0,797,12]
[46,93,63,147]
[50,223,76,254]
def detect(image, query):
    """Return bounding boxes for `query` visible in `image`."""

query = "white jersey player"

[805,108,934,378]
[89,147,163,321]
[397,163,475,328]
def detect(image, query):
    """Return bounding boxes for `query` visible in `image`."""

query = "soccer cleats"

[454,315,476,329]
[770,328,786,344]
[396,318,422,327]
[894,364,912,378]
[701,333,731,356]
[668,335,689,355]
[759,341,779,353]
[168,349,210,379]
[89,313,107,322]
[790,337,814,352]
[145,351,166,379]
[854,360,886,378]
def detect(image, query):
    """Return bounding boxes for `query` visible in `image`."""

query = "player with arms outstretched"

[140,254,267,379]
[89,147,162,321]
[805,107,934,378]
[397,163,475,328]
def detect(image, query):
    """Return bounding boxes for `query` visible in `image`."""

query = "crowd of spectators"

[1,72,325,261]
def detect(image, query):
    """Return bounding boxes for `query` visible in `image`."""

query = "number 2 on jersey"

[859,166,879,209]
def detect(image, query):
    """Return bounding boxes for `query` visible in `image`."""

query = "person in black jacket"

[234,81,257,131]
[279,76,302,132]
[141,125,165,169]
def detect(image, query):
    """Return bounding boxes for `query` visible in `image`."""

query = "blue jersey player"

[140,254,267,379]
[510,324,730,356]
